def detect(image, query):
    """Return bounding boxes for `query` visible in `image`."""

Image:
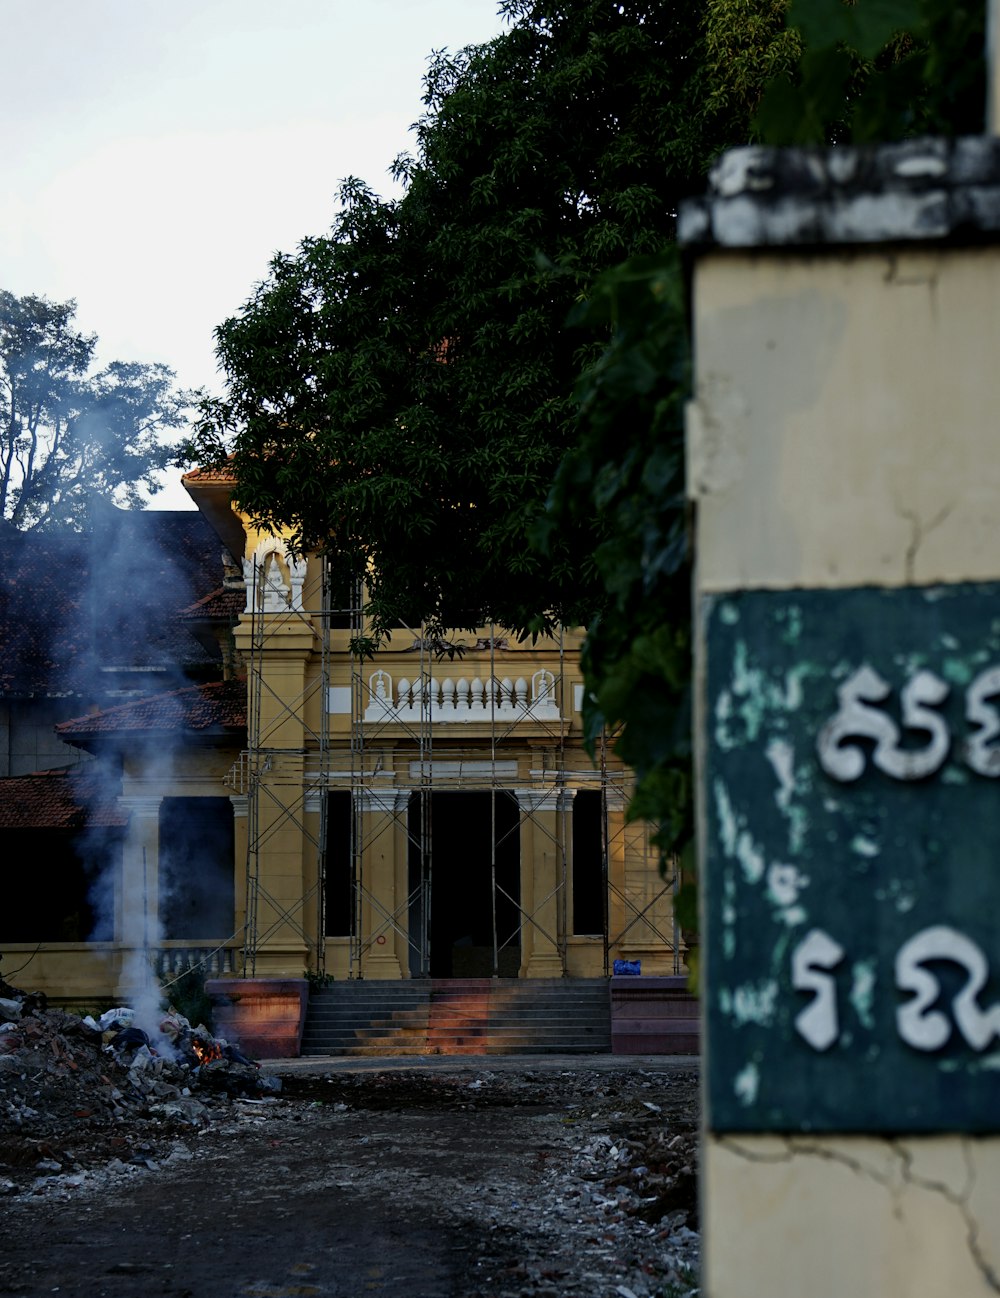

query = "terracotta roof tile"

[56,679,247,738]
[0,768,128,830]
[182,462,236,485]
[178,586,245,620]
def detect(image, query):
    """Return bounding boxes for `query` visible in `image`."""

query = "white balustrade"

[363,668,560,722]
[154,946,238,977]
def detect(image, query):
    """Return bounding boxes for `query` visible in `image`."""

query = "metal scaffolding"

[227,550,332,976]
[229,554,681,979]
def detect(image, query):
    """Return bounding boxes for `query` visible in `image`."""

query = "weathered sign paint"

[705,582,1000,1132]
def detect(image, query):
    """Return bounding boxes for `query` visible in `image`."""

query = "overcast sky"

[1,0,507,506]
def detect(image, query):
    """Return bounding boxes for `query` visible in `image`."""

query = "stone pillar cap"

[679,136,1000,250]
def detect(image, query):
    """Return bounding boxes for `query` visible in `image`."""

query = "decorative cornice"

[516,789,574,814]
[118,794,163,816]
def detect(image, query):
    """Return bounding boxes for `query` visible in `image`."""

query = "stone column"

[602,787,628,964]
[682,140,1000,1296]
[517,789,569,978]
[358,785,405,979]
[612,792,678,975]
[230,793,248,970]
[234,615,315,977]
[115,794,162,1001]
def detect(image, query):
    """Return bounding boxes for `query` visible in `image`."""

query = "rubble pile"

[594,1120,699,1228]
[0,982,278,1197]
[465,1069,700,1296]
[293,1066,701,1297]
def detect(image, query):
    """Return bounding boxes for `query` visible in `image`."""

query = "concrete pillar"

[390,792,415,977]
[234,615,315,977]
[682,141,1000,1296]
[115,793,161,1001]
[230,793,248,952]
[603,788,628,963]
[358,786,405,979]
[517,789,569,978]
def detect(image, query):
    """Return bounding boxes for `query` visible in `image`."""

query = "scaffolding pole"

[227,551,332,977]
[230,554,681,982]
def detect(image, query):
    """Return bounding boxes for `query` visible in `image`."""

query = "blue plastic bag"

[613,958,641,976]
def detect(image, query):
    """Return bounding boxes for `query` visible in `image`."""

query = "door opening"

[408,790,521,977]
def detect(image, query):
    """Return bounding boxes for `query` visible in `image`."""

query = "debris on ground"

[0,979,278,1197]
[0,983,700,1296]
[271,1067,701,1296]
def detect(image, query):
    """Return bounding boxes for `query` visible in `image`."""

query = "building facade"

[0,474,683,1007]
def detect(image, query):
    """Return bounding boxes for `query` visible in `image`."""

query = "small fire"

[191,1035,223,1065]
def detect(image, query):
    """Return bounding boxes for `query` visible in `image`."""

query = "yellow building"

[185,466,681,988]
[0,472,685,1044]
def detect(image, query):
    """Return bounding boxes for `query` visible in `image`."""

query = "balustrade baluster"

[360,666,561,724]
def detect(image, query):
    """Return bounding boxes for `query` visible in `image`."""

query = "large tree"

[193,0,795,641]
[0,291,193,530]
[539,0,987,917]
[194,0,983,879]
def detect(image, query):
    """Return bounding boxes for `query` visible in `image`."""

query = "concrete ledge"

[206,978,308,1059]
[610,975,700,1056]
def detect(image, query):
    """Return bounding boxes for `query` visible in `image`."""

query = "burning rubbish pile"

[0,977,281,1197]
[85,1004,260,1076]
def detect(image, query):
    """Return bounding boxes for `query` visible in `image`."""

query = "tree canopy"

[192,0,793,641]
[539,0,987,901]
[193,0,984,879]
[0,291,193,530]
[755,0,985,144]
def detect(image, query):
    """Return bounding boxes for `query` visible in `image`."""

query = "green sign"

[705,583,1000,1133]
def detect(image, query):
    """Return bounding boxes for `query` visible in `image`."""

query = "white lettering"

[792,929,845,1051]
[817,667,951,782]
[787,925,1000,1054]
[817,665,895,782]
[964,666,1000,778]
[896,925,1000,1052]
[876,671,950,780]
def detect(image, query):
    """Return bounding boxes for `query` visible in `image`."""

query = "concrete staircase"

[300,978,612,1056]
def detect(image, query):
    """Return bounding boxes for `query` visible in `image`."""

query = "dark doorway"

[159,798,235,939]
[408,791,521,978]
[572,790,606,936]
[324,791,354,937]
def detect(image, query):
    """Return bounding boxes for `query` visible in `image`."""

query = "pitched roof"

[56,679,247,739]
[0,510,235,697]
[0,768,128,830]
[179,585,246,621]
[182,463,236,486]
[181,461,247,559]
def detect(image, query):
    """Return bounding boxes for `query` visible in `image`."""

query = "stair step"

[301,978,613,1056]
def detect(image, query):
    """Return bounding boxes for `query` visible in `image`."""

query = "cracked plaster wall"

[704,1133,1000,1296]
[688,246,1000,593]
[689,240,1000,1295]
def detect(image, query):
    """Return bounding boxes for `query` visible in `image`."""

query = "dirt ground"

[0,1004,699,1298]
